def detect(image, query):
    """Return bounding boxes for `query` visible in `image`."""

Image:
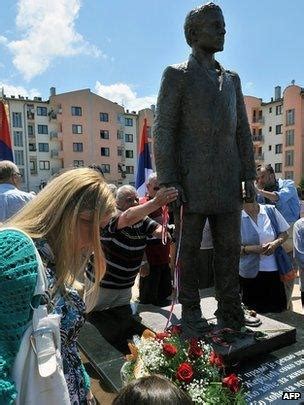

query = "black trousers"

[139,263,172,305]
[240,271,287,313]
[175,211,242,313]
[88,305,146,354]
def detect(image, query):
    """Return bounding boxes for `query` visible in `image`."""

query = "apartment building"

[138,106,155,169]
[49,88,138,186]
[3,94,62,192]
[244,83,304,185]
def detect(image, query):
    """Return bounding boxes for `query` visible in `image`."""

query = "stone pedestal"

[136,295,296,364]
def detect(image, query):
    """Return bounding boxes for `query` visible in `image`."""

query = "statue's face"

[191,9,226,53]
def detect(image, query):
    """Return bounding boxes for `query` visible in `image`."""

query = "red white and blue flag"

[0,101,13,161]
[135,118,153,197]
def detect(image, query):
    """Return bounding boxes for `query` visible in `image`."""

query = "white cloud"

[4,0,102,81]
[0,81,40,99]
[0,36,8,45]
[95,81,156,112]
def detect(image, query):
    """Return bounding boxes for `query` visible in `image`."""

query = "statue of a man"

[153,3,256,336]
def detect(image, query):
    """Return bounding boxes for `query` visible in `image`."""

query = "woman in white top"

[240,200,289,313]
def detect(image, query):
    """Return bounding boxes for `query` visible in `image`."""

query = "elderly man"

[154,3,256,336]
[139,173,173,306]
[86,184,177,351]
[256,165,300,227]
[0,160,34,222]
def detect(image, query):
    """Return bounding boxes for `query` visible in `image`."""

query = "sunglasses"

[153,186,160,191]
[14,172,22,177]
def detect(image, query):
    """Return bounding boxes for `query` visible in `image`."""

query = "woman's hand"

[245,244,265,254]
[86,390,96,405]
[262,241,277,256]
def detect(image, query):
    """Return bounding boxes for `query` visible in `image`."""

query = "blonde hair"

[6,168,115,307]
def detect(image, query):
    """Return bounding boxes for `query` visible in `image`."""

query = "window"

[276,105,282,115]
[125,118,133,126]
[275,125,282,135]
[117,114,124,124]
[39,160,50,170]
[29,143,37,151]
[269,126,272,132]
[38,143,49,152]
[252,128,256,136]
[269,107,272,113]
[12,112,22,128]
[100,112,109,122]
[285,130,294,146]
[13,131,23,147]
[72,124,83,134]
[73,142,83,152]
[147,126,152,138]
[100,130,109,139]
[101,147,110,156]
[38,124,48,134]
[268,145,272,151]
[14,150,24,165]
[37,106,47,116]
[275,163,282,173]
[286,109,295,126]
[285,150,294,166]
[125,150,133,158]
[117,146,123,156]
[125,165,134,174]
[101,164,110,173]
[74,160,84,167]
[275,144,282,154]
[28,125,34,136]
[285,171,294,180]
[30,160,37,174]
[71,106,82,116]
[125,133,133,142]
[117,130,123,140]
[26,104,34,120]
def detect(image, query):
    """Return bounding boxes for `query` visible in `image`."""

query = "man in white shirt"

[0,160,34,222]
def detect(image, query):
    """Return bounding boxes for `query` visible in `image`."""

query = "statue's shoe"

[181,305,212,338]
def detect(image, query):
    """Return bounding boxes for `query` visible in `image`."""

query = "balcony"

[254,152,264,161]
[51,149,59,158]
[252,134,264,143]
[252,116,265,125]
[49,130,58,140]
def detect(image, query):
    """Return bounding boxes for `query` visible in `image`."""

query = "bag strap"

[265,206,279,237]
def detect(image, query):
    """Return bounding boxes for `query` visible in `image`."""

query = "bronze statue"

[153,2,256,336]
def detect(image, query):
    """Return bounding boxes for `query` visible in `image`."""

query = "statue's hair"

[184,2,222,46]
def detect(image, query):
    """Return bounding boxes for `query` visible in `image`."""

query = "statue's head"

[184,3,225,53]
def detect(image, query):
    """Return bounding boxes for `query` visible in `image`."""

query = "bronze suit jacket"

[153,55,256,214]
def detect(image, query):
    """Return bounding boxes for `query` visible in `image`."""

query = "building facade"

[3,94,62,192]
[244,83,304,185]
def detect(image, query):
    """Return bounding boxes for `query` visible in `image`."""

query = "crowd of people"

[0,159,303,404]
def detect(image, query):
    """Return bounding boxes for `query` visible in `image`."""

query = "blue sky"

[0,0,303,110]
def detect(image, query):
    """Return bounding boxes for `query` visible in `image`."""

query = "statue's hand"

[160,183,187,209]
[244,180,256,203]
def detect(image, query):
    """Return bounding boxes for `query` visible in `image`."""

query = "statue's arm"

[234,73,256,182]
[153,66,184,186]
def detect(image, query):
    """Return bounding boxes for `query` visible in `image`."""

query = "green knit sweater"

[0,229,37,404]
[0,229,90,404]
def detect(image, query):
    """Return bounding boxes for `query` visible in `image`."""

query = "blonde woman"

[0,168,115,404]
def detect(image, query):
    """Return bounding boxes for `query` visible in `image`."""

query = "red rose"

[163,343,178,358]
[156,332,170,341]
[222,373,241,393]
[176,363,194,383]
[209,351,224,368]
[188,338,203,358]
[170,325,182,335]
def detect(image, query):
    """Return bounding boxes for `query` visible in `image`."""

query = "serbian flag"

[135,118,153,197]
[0,101,13,161]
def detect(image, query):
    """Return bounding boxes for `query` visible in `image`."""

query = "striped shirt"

[87,214,159,289]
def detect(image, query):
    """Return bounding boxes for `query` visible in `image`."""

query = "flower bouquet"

[121,326,246,404]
